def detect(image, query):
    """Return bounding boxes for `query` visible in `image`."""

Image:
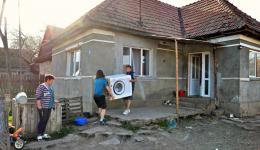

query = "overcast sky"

[1,0,260,36]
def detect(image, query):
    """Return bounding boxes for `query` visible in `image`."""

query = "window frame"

[67,49,81,77]
[123,47,152,76]
[249,50,260,78]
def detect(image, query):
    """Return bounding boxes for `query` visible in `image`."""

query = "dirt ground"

[24,115,260,150]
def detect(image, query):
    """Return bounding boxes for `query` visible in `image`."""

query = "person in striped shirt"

[35,74,55,141]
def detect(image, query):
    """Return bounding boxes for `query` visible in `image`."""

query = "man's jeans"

[37,108,51,136]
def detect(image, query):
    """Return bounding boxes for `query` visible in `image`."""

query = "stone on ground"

[24,134,81,150]
[107,120,122,127]
[99,137,121,145]
[80,126,133,137]
[137,129,156,135]
[194,115,203,120]
[80,126,109,136]
[212,109,225,117]
[147,136,157,142]
[133,136,145,142]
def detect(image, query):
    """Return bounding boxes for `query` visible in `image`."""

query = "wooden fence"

[0,72,39,98]
[12,98,62,138]
[0,98,10,150]
[11,97,83,138]
[61,97,83,123]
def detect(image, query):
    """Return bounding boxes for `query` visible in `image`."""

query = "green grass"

[121,123,140,133]
[105,115,112,121]
[156,119,168,128]
[8,115,12,124]
[50,126,74,139]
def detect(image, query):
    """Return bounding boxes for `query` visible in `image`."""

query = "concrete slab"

[107,106,204,125]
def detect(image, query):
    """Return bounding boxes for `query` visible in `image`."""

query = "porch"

[107,97,215,125]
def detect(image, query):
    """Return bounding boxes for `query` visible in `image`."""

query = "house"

[35,25,64,80]
[0,48,38,97]
[49,0,260,117]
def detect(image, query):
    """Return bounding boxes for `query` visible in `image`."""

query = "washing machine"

[106,74,132,100]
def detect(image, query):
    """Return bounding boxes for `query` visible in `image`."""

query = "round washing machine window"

[113,80,125,95]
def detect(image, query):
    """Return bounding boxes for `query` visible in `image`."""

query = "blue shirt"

[94,78,108,96]
[126,71,135,91]
[35,83,55,109]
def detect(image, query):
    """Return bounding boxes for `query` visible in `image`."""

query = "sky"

[1,0,260,37]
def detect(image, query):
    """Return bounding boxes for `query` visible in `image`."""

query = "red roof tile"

[86,0,183,37]
[36,25,64,63]
[181,0,260,38]
[51,0,260,48]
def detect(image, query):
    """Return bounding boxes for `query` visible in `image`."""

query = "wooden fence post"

[175,39,179,117]
[0,97,10,150]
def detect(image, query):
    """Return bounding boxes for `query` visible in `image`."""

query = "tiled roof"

[85,0,259,39]
[51,0,259,49]
[36,25,64,63]
[181,0,260,38]
[86,0,183,37]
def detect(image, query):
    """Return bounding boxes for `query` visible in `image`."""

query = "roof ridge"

[177,8,186,37]
[181,0,202,8]
[155,0,178,8]
[86,0,114,17]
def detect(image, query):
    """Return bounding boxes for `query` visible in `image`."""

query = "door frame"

[188,52,211,97]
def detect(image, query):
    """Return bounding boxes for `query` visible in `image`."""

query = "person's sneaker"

[99,119,107,125]
[37,135,43,141]
[42,134,51,139]
[123,109,130,115]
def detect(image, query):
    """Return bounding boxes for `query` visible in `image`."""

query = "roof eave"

[190,26,260,41]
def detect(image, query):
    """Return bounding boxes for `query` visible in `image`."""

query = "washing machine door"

[113,80,125,95]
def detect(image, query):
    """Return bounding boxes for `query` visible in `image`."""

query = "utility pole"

[18,0,23,91]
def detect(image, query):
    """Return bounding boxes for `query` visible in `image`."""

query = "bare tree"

[0,0,11,94]
[9,29,42,62]
[0,1,11,149]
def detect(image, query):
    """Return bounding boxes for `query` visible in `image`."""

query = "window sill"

[249,77,260,81]
[137,76,154,80]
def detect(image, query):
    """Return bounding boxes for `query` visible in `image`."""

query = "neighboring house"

[35,25,64,79]
[0,48,38,97]
[49,0,260,116]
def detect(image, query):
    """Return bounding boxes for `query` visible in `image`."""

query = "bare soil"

[25,116,260,150]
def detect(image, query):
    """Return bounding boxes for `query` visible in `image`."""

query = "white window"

[249,50,260,78]
[67,50,81,76]
[123,47,150,76]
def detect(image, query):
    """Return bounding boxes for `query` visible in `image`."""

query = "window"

[67,50,81,76]
[123,47,150,76]
[249,50,260,77]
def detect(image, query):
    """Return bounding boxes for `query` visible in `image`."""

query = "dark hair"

[96,70,105,79]
[45,74,55,82]
[125,65,132,69]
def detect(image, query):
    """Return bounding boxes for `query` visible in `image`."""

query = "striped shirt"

[35,83,55,109]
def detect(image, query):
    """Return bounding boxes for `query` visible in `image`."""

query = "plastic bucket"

[179,90,185,97]
[74,117,88,126]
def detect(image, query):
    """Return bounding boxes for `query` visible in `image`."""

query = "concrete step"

[178,101,196,108]
[172,97,216,112]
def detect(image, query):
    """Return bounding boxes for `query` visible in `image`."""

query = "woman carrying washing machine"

[123,65,137,115]
[94,70,114,125]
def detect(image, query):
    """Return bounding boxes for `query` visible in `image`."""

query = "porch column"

[175,39,179,116]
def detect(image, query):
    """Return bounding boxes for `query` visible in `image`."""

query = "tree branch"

[0,0,6,28]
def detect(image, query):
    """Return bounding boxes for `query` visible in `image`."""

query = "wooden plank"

[175,39,179,117]
[11,98,62,138]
